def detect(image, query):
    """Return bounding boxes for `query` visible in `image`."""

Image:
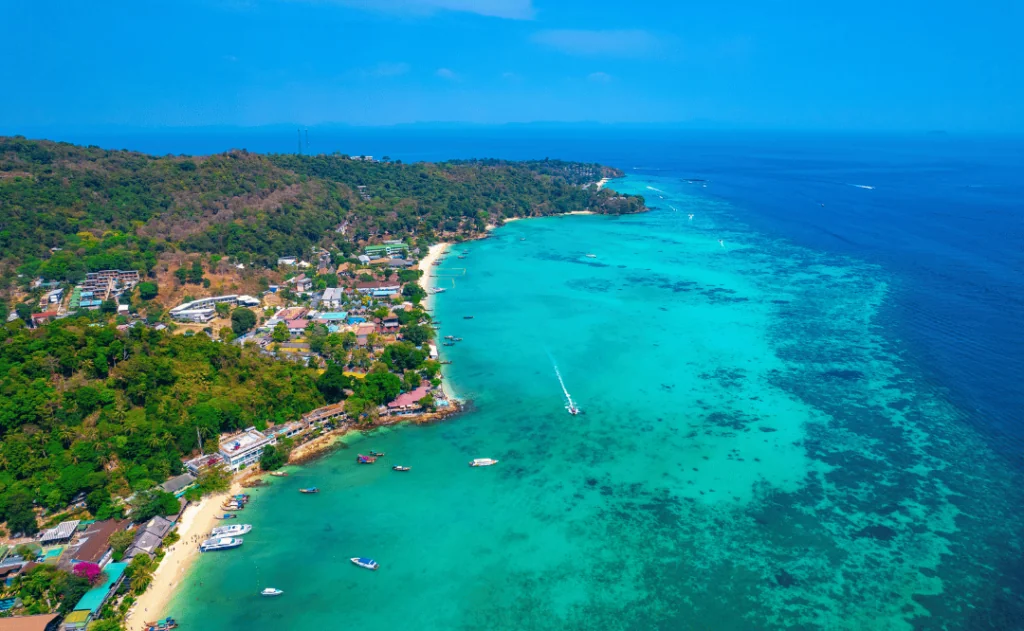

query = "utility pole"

[297,128,302,155]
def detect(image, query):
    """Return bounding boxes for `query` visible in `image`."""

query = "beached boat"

[261,587,284,597]
[299,487,319,494]
[351,557,379,570]
[144,617,178,630]
[214,513,236,520]
[392,465,411,472]
[268,471,288,477]
[356,454,377,464]
[369,450,385,457]
[200,537,243,552]
[470,458,499,467]
[221,503,244,511]
[211,523,252,537]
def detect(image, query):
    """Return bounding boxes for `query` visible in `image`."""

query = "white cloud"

[533,29,661,57]
[299,0,534,19]
[436,68,460,81]
[587,71,612,83]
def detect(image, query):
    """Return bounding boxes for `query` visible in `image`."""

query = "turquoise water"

[171,174,1024,630]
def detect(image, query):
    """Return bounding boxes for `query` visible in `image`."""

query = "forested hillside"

[0,137,645,285]
[0,319,324,534]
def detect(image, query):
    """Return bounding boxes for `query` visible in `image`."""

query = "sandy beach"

[595,177,611,189]
[417,242,451,294]
[125,484,241,627]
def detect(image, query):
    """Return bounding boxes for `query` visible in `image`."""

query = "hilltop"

[0,137,645,293]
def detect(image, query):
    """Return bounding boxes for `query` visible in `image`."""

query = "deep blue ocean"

[41,128,1024,628]
[56,127,1024,459]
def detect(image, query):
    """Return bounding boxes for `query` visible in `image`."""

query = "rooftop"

[389,384,431,408]
[39,520,80,543]
[65,519,129,566]
[219,428,271,454]
[71,561,127,615]
[0,613,59,631]
[160,473,196,495]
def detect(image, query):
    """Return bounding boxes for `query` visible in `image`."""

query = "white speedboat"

[470,458,499,467]
[351,557,379,570]
[585,254,597,258]
[211,523,252,537]
[261,588,283,596]
[199,537,243,552]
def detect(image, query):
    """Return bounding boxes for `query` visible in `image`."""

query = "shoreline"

[417,242,460,403]
[125,482,242,626]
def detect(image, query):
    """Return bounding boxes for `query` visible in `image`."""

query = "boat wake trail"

[549,354,581,415]
[646,185,664,193]
[849,183,876,190]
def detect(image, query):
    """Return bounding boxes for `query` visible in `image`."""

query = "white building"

[322,287,344,309]
[277,257,297,267]
[218,427,277,471]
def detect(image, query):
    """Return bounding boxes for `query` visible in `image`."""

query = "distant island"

[0,136,645,630]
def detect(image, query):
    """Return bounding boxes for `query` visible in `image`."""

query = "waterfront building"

[218,427,277,471]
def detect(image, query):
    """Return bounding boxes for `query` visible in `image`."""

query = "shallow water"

[172,172,1024,630]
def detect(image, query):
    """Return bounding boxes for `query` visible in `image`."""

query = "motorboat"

[392,466,411,472]
[214,513,236,520]
[351,557,379,570]
[299,487,319,494]
[261,588,284,597]
[369,450,385,457]
[566,403,581,416]
[211,523,252,537]
[268,471,288,477]
[470,458,499,467]
[585,254,597,258]
[356,454,377,464]
[199,537,243,552]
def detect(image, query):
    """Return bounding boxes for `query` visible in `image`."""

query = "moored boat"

[369,450,385,457]
[470,458,499,467]
[261,587,283,597]
[463,315,474,319]
[268,471,288,477]
[299,487,319,494]
[356,454,377,464]
[144,617,178,631]
[199,537,243,552]
[214,513,236,520]
[350,557,379,570]
[211,523,252,537]
[392,465,411,472]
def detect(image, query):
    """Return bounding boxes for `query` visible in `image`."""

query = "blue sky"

[5,0,1023,132]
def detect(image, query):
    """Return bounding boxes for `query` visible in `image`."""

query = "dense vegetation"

[0,137,645,286]
[0,318,324,534]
